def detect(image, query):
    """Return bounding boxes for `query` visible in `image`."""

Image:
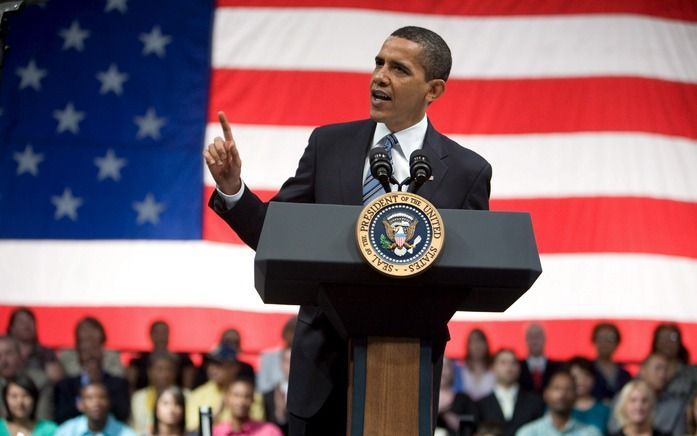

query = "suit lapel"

[414,122,448,201]
[339,120,376,205]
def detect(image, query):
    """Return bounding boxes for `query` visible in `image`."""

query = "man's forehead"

[377,37,423,63]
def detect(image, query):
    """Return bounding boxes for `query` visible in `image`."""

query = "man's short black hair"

[390,26,452,82]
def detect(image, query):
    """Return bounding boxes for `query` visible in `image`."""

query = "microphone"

[369,147,393,194]
[407,149,432,194]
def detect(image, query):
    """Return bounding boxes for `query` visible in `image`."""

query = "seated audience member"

[519,323,561,394]
[0,336,53,421]
[53,341,129,423]
[186,344,261,432]
[437,357,476,436]
[152,386,186,436]
[608,353,685,435]
[193,329,254,389]
[651,323,697,401]
[0,375,57,436]
[257,317,296,395]
[128,320,195,391]
[212,377,282,436]
[454,329,495,401]
[476,349,544,436]
[569,357,611,433]
[59,317,124,378]
[609,380,668,436]
[685,393,697,436]
[55,382,135,436]
[517,370,601,436]
[131,352,181,434]
[6,308,63,383]
[263,348,291,435]
[591,322,632,402]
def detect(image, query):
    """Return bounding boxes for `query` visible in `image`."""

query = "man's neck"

[496,382,518,391]
[87,417,108,432]
[550,412,571,431]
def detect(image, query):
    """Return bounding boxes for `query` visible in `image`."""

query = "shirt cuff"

[216,183,245,209]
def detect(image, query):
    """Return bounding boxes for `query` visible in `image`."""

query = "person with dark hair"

[476,349,544,436]
[569,357,610,433]
[213,377,282,436]
[58,317,124,378]
[55,382,135,436]
[651,323,697,402]
[437,357,476,436]
[205,24,491,435]
[128,320,195,392]
[454,329,495,401]
[152,386,186,436]
[519,323,561,395]
[591,322,632,401]
[6,308,62,383]
[258,317,297,395]
[518,371,601,436]
[131,352,181,433]
[263,347,291,435]
[0,375,57,436]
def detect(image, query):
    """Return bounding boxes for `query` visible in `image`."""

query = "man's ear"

[426,79,446,104]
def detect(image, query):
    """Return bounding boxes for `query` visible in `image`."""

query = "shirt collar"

[494,383,519,398]
[373,116,428,159]
[542,413,580,433]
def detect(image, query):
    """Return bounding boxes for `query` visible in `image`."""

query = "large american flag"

[1,0,696,363]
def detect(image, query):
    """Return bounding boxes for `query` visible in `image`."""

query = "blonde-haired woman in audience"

[685,393,697,436]
[610,380,668,436]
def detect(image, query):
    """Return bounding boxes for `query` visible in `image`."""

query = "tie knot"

[382,133,397,153]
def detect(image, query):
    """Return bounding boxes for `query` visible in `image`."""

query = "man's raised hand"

[203,111,242,195]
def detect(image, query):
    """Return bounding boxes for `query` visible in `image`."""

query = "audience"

[685,393,697,436]
[437,357,476,436]
[651,324,697,402]
[194,328,255,390]
[519,323,561,395]
[609,380,666,436]
[212,377,282,436]
[59,317,124,378]
[591,322,632,402]
[53,339,130,423]
[152,386,186,436]
[476,349,544,436]
[517,370,601,436]
[262,348,291,435]
[130,352,180,434]
[0,336,53,421]
[569,357,611,433]
[55,382,135,436]
[6,308,63,384]
[128,321,195,392]
[0,374,57,436]
[258,317,296,395]
[454,329,495,401]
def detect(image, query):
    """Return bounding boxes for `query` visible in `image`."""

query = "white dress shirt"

[494,383,519,421]
[216,116,428,208]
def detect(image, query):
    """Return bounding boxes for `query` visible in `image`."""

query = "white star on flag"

[96,64,128,95]
[94,149,127,181]
[134,107,166,140]
[139,26,172,58]
[16,59,48,91]
[59,20,90,52]
[105,0,128,13]
[133,193,165,225]
[53,102,85,134]
[51,188,83,221]
[13,145,45,176]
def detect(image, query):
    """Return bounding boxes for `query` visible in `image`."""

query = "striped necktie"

[362,133,396,204]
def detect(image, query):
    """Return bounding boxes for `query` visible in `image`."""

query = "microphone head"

[369,147,393,180]
[409,149,432,181]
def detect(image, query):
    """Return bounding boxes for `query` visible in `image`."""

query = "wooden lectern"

[254,202,541,436]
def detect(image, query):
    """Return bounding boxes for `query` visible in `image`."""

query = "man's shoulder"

[429,127,490,169]
[516,415,548,435]
[55,415,86,435]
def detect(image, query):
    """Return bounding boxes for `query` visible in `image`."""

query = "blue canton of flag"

[0,0,213,239]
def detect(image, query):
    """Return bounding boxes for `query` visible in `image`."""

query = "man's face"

[149,358,176,390]
[544,374,576,415]
[525,324,546,357]
[593,327,619,358]
[10,312,36,343]
[150,323,169,350]
[654,328,680,360]
[222,329,241,351]
[640,355,669,392]
[225,381,254,420]
[0,339,22,379]
[370,37,436,132]
[79,384,110,423]
[493,351,520,386]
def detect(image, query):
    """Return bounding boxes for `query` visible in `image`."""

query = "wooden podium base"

[347,337,433,436]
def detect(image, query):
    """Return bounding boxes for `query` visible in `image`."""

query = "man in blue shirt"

[55,382,136,436]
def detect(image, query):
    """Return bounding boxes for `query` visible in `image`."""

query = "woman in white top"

[454,328,495,401]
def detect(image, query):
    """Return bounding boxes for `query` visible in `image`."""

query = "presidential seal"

[356,192,444,277]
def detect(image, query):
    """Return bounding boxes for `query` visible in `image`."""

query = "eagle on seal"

[382,219,418,250]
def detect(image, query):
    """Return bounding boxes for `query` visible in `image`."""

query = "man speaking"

[204,26,492,436]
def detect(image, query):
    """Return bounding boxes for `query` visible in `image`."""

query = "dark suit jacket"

[210,119,492,419]
[476,389,545,436]
[54,373,130,423]
[518,358,562,394]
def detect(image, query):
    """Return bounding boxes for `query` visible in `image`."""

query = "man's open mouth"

[371,90,392,101]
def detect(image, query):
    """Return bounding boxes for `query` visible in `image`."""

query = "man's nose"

[372,67,389,85]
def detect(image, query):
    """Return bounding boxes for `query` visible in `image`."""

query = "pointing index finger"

[218,111,233,142]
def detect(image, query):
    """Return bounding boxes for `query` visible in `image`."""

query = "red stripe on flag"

[1,306,695,365]
[209,70,697,139]
[203,187,697,259]
[216,0,697,22]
